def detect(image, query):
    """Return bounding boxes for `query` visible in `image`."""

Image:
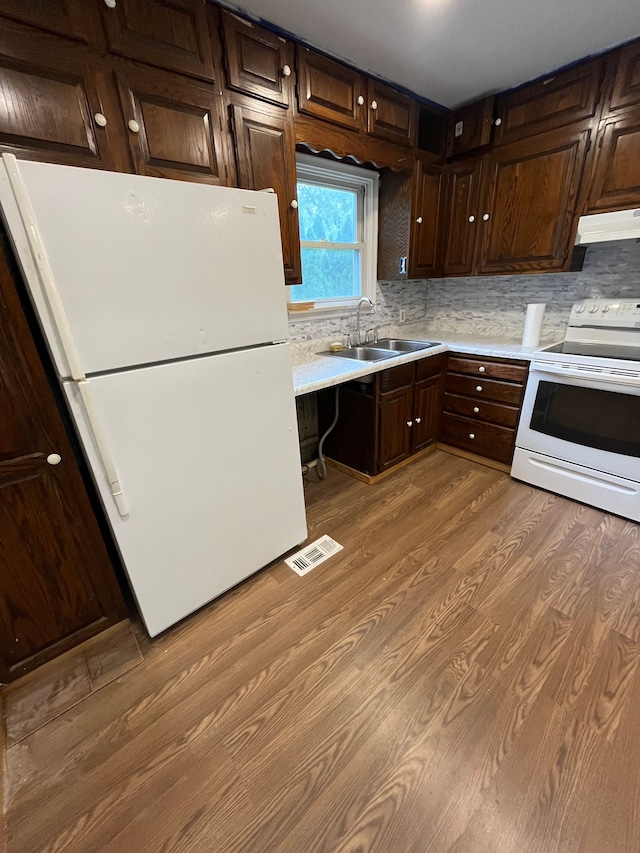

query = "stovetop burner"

[542,341,640,362]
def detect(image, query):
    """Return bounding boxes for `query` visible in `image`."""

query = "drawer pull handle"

[473,406,480,413]
[406,420,413,427]
[476,385,483,392]
[415,417,421,424]
[469,433,475,440]
[478,366,486,373]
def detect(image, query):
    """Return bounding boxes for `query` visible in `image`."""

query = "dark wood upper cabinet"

[296,47,365,131]
[0,237,126,682]
[221,10,293,108]
[494,57,604,144]
[447,96,494,157]
[115,65,230,185]
[609,39,640,112]
[586,111,640,213]
[231,99,301,284]
[0,0,102,43]
[0,25,128,171]
[409,156,446,278]
[100,0,217,83]
[442,158,483,277]
[477,124,590,274]
[367,79,416,146]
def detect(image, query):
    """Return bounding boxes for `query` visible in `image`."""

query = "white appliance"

[512,298,640,522]
[0,155,307,637]
[575,208,640,244]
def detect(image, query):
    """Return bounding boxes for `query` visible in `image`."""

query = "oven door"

[515,361,640,482]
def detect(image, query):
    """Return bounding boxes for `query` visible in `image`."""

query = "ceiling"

[220,0,640,108]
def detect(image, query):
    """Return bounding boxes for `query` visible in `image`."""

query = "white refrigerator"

[0,155,307,637]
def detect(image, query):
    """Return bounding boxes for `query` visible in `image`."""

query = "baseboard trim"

[326,445,437,484]
[435,443,512,474]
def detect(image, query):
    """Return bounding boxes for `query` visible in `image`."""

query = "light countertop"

[292,331,550,396]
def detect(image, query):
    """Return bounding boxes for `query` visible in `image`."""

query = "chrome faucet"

[355,297,375,345]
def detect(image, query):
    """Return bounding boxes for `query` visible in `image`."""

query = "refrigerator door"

[64,343,307,636]
[0,158,289,377]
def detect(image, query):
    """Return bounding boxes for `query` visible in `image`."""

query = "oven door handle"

[531,361,640,388]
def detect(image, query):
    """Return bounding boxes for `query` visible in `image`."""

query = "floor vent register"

[285,535,344,576]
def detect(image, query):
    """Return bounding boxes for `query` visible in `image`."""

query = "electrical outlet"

[398,309,406,323]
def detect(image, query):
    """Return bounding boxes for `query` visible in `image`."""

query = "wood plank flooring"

[2,450,640,852]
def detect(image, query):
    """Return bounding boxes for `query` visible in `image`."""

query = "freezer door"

[64,344,307,636]
[0,158,289,376]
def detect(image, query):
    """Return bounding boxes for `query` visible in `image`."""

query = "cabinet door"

[377,385,413,472]
[411,374,442,453]
[0,0,101,43]
[367,79,416,146]
[409,158,446,278]
[477,125,590,274]
[0,238,126,682]
[609,39,640,112]
[116,66,230,185]
[231,101,301,283]
[442,158,483,276]
[0,27,127,170]
[586,111,640,212]
[447,96,494,157]
[296,47,365,131]
[222,11,292,107]
[100,0,216,83]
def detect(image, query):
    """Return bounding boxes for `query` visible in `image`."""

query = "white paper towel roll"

[522,303,546,348]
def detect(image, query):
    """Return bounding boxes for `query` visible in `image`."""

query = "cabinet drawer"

[416,353,446,381]
[445,373,524,405]
[379,362,415,393]
[448,355,528,382]
[440,413,515,465]
[443,393,519,428]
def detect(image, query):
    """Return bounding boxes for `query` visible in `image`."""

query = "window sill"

[288,300,373,322]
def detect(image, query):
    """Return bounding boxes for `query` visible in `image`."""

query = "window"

[290,153,379,314]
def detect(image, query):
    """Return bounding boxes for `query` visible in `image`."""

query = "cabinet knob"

[128,119,140,133]
[416,216,423,224]
[281,64,292,77]
[47,453,62,465]
[94,113,107,127]
[469,433,475,440]
[482,213,490,221]
[103,0,116,7]
[357,95,365,106]
[494,117,502,126]
[371,100,378,110]
[290,199,298,209]
[476,385,483,392]
[468,215,475,223]
[478,366,485,373]
[406,420,413,427]
[415,417,421,424]
[473,406,480,413]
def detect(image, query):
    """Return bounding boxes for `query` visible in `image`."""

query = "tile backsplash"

[287,240,640,346]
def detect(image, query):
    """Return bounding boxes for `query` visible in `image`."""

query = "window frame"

[288,153,379,318]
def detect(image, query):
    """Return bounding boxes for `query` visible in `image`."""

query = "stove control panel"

[569,298,640,328]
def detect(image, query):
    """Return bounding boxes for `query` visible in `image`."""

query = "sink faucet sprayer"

[355,297,375,346]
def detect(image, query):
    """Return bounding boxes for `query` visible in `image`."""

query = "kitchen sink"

[374,339,440,352]
[320,346,397,362]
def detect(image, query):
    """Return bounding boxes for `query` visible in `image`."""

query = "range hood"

[575,208,640,244]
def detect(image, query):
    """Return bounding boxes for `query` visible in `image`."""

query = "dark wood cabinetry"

[442,158,483,276]
[608,39,640,112]
[0,238,126,683]
[586,109,640,213]
[115,65,230,184]
[319,355,446,479]
[447,97,494,157]
[221,11,293,108]
[367,79,416,146]
[0,0,102,43]
[230,99,301,283]
[296,47,364,132]
[100,0,218,82]
[440,354,528,468]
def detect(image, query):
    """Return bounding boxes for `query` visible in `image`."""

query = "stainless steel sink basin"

[320,346,397,362]
[374,339,440,352]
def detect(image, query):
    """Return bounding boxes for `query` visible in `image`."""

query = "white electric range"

[512,298,640,522]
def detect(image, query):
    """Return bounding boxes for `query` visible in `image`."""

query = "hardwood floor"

[2,450,640,852]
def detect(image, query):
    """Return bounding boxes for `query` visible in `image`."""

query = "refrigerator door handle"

[3,154,85,381]
[77,379,129,518]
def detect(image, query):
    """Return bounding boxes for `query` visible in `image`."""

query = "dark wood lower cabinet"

[318,355,446,478]
[0,237,126,683]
